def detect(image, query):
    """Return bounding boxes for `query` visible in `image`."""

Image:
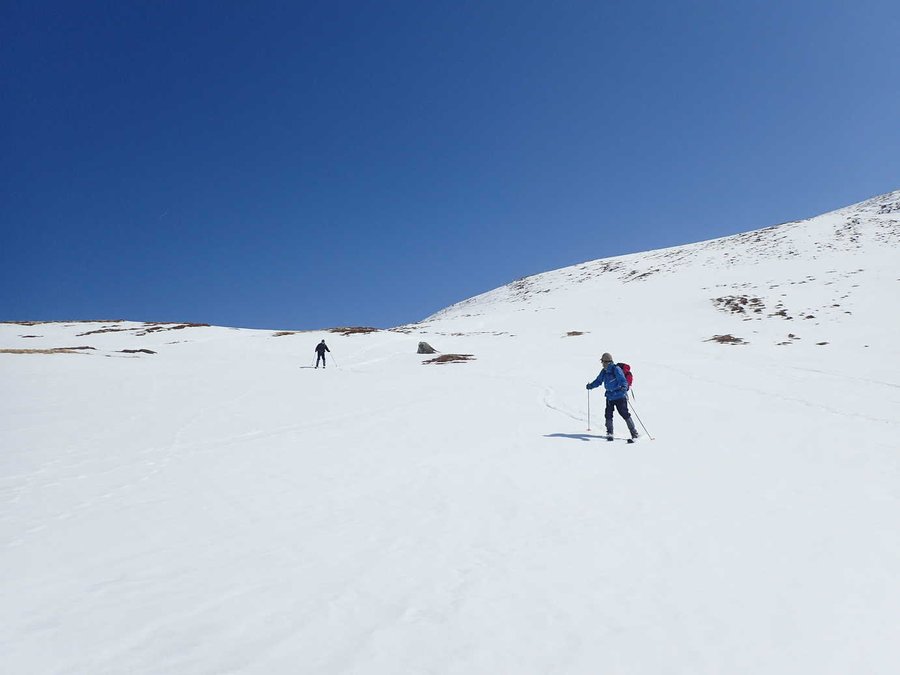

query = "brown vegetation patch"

[330,326,380,336]
[705,334,748,345]
[75,322,208,337]
[272,331,299,337]
[119,349,157,354]
[423,354,475,365]
[136,323,209,336]
[1,346,96,355]
[2,320,124,327]
[78,327,127,336]
[564,331,587,337]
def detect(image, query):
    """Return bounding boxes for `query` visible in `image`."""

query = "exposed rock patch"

[705,334,747,345]
[713,295,765,316]
[423,354,475,364]
[330,326,380,336]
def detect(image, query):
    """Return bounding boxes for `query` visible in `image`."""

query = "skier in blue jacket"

[586,352,639,440]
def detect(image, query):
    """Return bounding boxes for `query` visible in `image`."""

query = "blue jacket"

[587,363,629,400]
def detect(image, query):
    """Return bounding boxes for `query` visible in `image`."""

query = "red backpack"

[616,362,633,388]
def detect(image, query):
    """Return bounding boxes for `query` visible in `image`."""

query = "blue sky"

[2,1,898,329]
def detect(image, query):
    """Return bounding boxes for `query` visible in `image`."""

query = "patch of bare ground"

[776,333,801,346]
[508,277,541,301]
[272,331,299,337]
[713,295,765,316]
[816,342,829,346]
[623,268,660,282]
[432,331,512,337]
[76,322,209,337]
[705,334,748,345]
[78,327,130,336]
[1,346,96,354]
[119,349,156,354]
[135,323,209,336]
[565,260,625,283]
[2,320,125,327]
[564,331,587,337]
[423,354,475,364]
[768,302,793,320]
[875,220,900,245]
[330,326,380,336]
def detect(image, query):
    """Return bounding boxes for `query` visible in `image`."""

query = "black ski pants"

[605,397,632,425]
[316,353,326,367]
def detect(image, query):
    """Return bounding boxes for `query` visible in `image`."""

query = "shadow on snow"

[545,433,610,442]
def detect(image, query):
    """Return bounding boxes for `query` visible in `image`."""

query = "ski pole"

[587,389,591,431]
[330,354,338,368]
[629,399,654,440]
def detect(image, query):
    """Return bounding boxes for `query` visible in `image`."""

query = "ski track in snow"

[785,365,900,390]
[658,362,900,427]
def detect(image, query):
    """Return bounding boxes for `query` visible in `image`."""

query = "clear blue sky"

[3,1,898,329]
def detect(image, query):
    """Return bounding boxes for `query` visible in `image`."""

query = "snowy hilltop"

[2,190,899,674]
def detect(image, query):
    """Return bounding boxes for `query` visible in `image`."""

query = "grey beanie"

[601,352,613,363]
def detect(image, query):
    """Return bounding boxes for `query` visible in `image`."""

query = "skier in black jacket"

[314,340,330,368]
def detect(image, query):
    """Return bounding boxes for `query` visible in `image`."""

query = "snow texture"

[2,191,900,674]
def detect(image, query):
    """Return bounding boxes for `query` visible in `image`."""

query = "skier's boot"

[605,423,614,441]
[625,416,639,443]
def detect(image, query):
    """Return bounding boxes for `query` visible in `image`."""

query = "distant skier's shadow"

[545,433,608,442]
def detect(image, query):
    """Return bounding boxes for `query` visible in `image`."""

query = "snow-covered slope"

[2,191,899,674]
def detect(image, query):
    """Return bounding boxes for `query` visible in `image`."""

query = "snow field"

[2,192,900,673]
